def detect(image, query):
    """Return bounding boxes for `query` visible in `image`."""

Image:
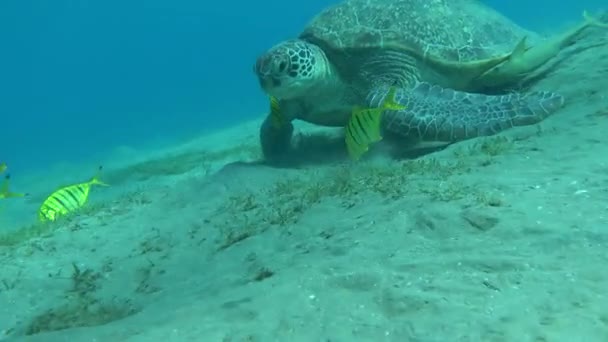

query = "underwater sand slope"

[1,24,608,342]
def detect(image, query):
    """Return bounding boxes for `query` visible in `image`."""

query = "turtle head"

[254,39,330,100]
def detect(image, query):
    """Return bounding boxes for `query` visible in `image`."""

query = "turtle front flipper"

[369,83,564,143]
[259,96,295,163]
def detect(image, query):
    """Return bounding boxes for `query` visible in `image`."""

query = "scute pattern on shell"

[299,0,536,62]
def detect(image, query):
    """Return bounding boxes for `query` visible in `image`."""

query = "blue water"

[0,0,605,173]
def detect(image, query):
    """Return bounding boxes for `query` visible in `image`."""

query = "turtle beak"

[258,76,281,92]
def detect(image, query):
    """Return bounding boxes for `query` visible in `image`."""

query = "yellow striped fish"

[39,166,109,222]
[0,174,25,199]
[0,162,7,174]
[345,87,406,160]
[269,96,288,129]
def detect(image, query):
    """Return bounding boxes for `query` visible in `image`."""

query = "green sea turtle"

[254,0,565,162]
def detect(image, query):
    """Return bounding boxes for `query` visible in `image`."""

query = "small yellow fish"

[0,162,7,174]
[269,96,287,129]
[39,166,109,222]
[345,87,406,160]
[0,174,26,199]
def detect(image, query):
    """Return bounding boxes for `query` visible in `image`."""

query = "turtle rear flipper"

[370,82,564,143]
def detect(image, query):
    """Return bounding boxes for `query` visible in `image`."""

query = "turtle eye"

[278,61,287,72]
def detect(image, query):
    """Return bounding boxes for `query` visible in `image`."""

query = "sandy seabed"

[1,23,608,342]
